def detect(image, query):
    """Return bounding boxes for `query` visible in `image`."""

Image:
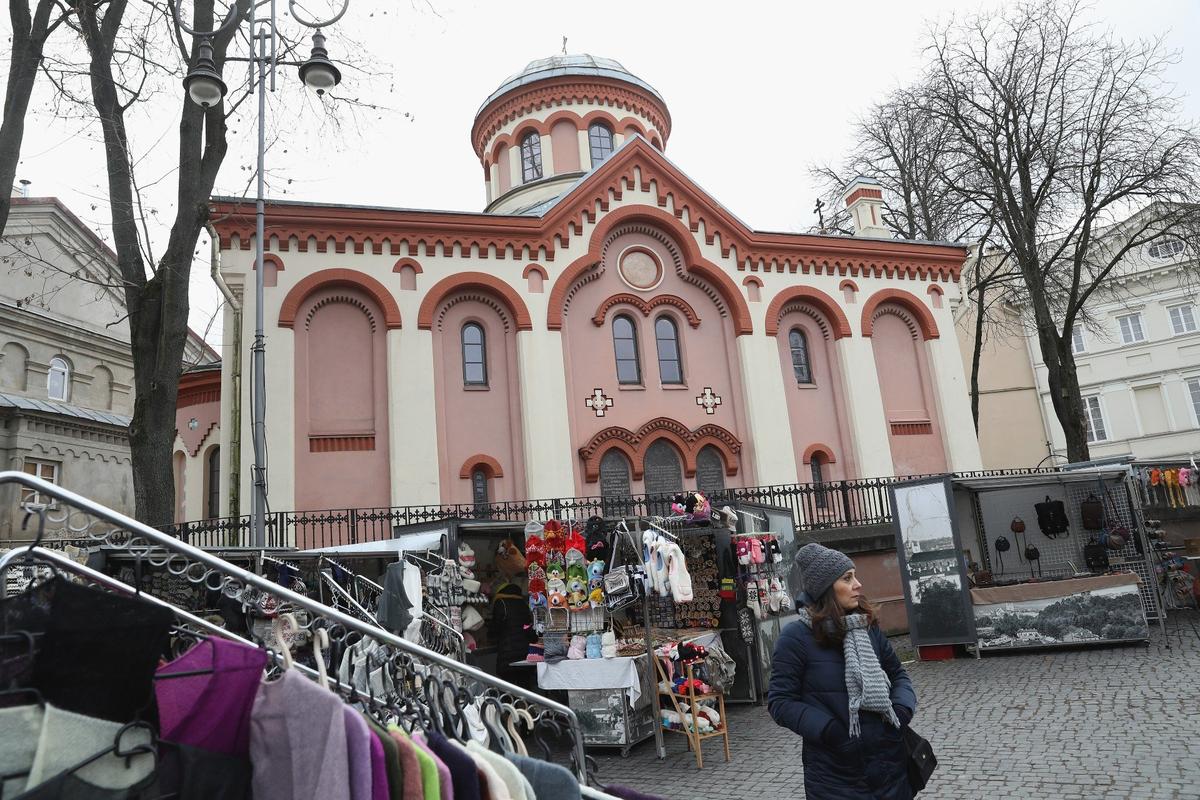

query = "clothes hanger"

[271,613,297,671]
[312,627,330,690]
[501,701,530,756]
[480,696,512,754]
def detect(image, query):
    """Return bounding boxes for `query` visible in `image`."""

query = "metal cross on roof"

[696,387,722,415]
[585,387,613,417]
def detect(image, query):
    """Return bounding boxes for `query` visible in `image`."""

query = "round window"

[618,247,663,291]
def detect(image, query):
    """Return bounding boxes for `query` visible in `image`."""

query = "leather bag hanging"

[1080,494,1104,531]
[1010,517,1026,534]
[1035,496,1070,539]
[904,727,938,795]
[993,535,1010,573]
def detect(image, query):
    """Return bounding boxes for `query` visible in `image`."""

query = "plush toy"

[586,560,605,582]
[528,591,547,612]
[546,561,565,583]
[588,584,604,608]
[495,538,525,577]
[566,562,588,585]
[670,492,712,523]
[566,577,588,611]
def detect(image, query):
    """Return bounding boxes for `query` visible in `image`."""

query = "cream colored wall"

[1027,259,1200,461]
[953,294,1049,469]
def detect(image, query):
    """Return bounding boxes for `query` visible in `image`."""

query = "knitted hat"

[796,543,854,601]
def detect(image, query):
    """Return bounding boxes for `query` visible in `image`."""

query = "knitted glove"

[893,704,914,727]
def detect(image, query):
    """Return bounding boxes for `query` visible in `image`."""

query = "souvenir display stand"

[917,469,1162,654]
[653,655,730,768]
[0,471,615,796]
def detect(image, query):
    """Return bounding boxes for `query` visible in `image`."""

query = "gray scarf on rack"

[797,608,900,738]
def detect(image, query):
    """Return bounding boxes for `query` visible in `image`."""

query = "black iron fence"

[174,468,1063,551]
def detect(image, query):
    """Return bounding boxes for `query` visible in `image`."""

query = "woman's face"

[832,569,863,611]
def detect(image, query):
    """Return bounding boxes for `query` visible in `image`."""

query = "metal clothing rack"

[0,471,588,781]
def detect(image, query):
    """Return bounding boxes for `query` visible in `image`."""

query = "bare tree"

[810,83,985,242]
[813,82,1013,429]
[925,0,1200,462]
[0,0,75,234]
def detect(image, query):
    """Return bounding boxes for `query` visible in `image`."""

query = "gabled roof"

[209,137,965,282]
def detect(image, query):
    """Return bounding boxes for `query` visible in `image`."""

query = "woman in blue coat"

[768,543,917,800]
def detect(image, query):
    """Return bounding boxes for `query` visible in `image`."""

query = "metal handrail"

[0,471,588,780]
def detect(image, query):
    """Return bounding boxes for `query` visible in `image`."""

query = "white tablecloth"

[536,655,646,704]
[534,631,724,705]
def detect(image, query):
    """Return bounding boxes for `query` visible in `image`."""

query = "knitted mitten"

[767,577,782,614]
[745,580,762,620]
[759,579,773,617]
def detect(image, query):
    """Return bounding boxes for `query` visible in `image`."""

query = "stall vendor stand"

[889,468,1160,658]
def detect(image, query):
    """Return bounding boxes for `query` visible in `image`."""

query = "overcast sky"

[12,0,1199,354]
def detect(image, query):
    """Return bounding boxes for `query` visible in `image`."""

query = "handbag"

[603,528,643,612]
[1080,494,1104,531]
[1034,496,1069,539]
[903,727,937,794]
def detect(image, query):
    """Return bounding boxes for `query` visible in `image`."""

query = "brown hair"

[808,587,878,648]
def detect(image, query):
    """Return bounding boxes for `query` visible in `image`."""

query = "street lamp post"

[172,0,347,548]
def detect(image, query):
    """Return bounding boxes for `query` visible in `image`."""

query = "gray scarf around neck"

[797,608,900,738]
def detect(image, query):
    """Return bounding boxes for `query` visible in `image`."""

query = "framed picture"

[888,476,977,648]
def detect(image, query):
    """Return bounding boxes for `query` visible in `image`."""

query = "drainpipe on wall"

[207,222,242,521]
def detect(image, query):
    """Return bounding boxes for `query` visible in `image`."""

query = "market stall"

[889,469,1160,657]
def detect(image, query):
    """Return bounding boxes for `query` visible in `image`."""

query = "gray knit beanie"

[796,543,855,601]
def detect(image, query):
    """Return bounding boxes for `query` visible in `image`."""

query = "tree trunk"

[969,282,986,432]
[1039,328,1091,464]
[0,0,59,234]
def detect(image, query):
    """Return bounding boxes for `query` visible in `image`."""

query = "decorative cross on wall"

[696,387,722,415]
[585,388,613,417]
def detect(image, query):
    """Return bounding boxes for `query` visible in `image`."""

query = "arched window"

[520,132,543,183]
[206,446,221,519]
[471,468,489,507]
[612,315,641,384]
[654,316,683,384]
[789,328,813,384]
[588,122,614,166]
[696,446,726,494]
[810,453,827,509]
[47,357,70,401]
[643,440,683,497]
[461,322,487,386]
[599,449,634,516]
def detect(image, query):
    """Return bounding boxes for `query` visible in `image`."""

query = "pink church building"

[191,55,982,531]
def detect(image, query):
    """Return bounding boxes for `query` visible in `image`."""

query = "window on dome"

[589,122,614,167]
[520,132,543,183]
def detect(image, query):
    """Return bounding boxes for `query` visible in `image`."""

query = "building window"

[612,315,641,385]
[695,446,725,494]
[461,323,487,386]
[588,122,614,166]
[520,132,543,183]
[1117,313,1145,345]
[206,446,221,520]
[1071,325,1086,354]
[810,454,827,509]
[1188,378,1200,426]
[789,328,813,384]
[471,468,489,507]
[1148,238,1185,260]
[1083,396,1107,443]
[21,459,60,507]
[47,357,70,401]
[1169,304,1197,336]
[654,316,683,385]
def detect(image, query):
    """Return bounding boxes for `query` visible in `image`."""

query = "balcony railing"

[174,469,1062,551]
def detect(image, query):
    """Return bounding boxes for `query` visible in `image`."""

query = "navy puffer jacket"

[768,617,916,800]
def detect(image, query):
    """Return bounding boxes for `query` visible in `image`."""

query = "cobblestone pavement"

[590,611,1200,800]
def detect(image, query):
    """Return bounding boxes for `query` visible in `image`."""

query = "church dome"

[472,53,671,213]
[477,55,667,115]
